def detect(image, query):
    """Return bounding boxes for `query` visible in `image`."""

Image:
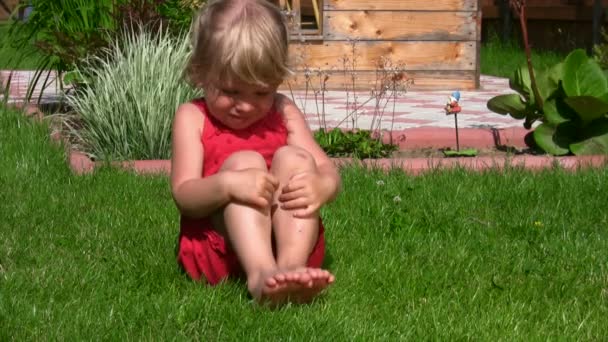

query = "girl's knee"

[272,146,316,172]
[221,151,267,171]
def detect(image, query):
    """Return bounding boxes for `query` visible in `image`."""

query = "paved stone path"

[290,75,520,130]
[1,70,521,130]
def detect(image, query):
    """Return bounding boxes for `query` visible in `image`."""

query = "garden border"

[67,126,606,175]
[9,100,607,176]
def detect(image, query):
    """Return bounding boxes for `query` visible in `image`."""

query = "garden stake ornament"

[445,91,462,150]
[444,91,477,157]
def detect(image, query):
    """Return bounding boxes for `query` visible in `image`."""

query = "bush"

[65,27,202,161]
[2,0,197,104]
[158,0,206,33]
[314,129,398,159]
[487,49,608,156]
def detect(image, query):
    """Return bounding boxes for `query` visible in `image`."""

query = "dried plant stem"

[390,83,397,144]
[333,96,377,128]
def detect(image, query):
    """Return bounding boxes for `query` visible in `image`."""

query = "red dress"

[177,99,326,285]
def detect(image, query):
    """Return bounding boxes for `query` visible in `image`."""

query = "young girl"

[171,0,340,306]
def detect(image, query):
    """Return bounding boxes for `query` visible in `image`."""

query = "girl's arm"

[170,103,232,218]
[277,94,341,203]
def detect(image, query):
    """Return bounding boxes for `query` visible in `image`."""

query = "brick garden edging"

[68,150,607,176]
[64,124,606,175]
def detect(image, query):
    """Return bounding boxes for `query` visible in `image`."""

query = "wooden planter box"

[285,0,482,91]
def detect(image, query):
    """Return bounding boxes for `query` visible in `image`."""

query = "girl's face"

[205,80,278,130]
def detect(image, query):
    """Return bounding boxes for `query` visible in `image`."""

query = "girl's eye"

[222,89,237,95]
[256,92,270,97]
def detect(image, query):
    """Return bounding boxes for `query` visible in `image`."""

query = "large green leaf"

[543,98,577,126]
[564,96,608,124]
[547,62,565,86]
[487,94,527,119]
[570,118,608,155]
[533,123,575,156]
[534,67,560,103]
[509,66,532,100]
[563,49,608,97]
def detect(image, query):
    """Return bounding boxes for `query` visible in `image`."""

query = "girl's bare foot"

[293,268,334,304]
[249,268,334,306]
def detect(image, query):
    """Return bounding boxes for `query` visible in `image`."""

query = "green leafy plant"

[314,129,398,159]
[158,0,206,33]
[2,0,117,103]
[486,1,607,156]
[1,0,194,105]
[487,49,608,155]
[65,27,201,161]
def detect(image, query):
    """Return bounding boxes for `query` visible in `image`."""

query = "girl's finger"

[267,174,280,189]
[280,197,309,210]
[289,172,309,182]
[264,182,277,196]
[293,206,317,218]
[278,189,306,202]
[251,195,269,208]
[263,189,274,203]
[282,181,305,194]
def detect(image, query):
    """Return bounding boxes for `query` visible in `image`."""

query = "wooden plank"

[282,70,478,90]
[289,41,478,71]
[482,5,605,21]
[325,0,478,11]
[323,11,479,41]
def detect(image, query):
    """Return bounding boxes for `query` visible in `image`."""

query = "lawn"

[480,33,566,78]
[1,105,607,339]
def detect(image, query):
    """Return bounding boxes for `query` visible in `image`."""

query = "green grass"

[1,105,608,339]
[481,33,566,78]
[0,21,45,70]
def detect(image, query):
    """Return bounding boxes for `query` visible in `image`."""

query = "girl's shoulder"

[173,100,206,133]
[274,93,301,121]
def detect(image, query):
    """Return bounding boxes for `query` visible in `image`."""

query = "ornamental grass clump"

[66,27,201,161]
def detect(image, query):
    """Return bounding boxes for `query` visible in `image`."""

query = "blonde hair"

[185,0,291,89]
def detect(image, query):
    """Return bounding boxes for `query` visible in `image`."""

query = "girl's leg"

[270,146,334,299]
[215,151,276,287]
[214,151,314,304]
[270,146,320,269]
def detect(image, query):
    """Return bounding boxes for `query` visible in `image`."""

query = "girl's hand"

[278,171,330,218]
[225,169,279,208]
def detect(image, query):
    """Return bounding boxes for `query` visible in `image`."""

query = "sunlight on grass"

[1,105,607,339]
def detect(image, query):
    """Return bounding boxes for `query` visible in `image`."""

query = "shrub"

[487,49,608,156]
[158,0,206,33]
[65,27,202,161]
[314,129,398,159]
[2,0,196,104]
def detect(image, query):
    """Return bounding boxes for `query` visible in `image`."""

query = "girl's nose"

[235,99,254,113]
